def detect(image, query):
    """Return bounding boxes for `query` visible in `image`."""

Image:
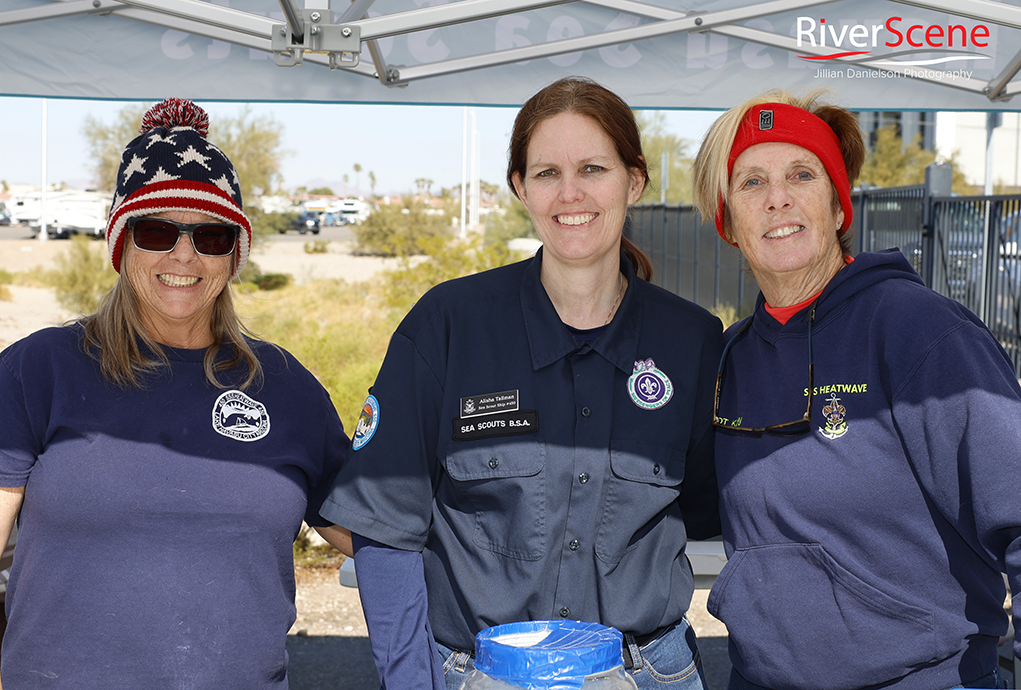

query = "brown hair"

[692,89,865,255]
[80,268,263,391]
[507,76,653,280]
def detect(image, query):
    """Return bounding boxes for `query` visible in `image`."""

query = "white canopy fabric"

[1,0,1019,110]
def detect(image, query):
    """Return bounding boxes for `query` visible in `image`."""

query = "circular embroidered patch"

[352,394,380,451]
[628,358,674,410]
[212,389,270,442]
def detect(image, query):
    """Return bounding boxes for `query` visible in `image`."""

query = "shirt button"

[569,539,580,551]
[578,473,589,484]
[581,406,591,418]
[488,458,499,469]
[559,607,570,618]
[653,463,661,475]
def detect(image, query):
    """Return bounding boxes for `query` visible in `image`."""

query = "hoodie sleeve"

[890,318,1021,655]
[679,318,725,541]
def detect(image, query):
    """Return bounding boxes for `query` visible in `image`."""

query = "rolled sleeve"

[320,332,443,551]
[0,344,44,487]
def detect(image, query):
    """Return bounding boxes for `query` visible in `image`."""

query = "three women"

[7,81,1017,690]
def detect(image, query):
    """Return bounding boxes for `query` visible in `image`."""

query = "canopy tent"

[1,0,1020,110]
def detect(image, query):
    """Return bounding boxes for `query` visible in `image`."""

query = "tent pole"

[39,99,47,244]
[460,107,467,239]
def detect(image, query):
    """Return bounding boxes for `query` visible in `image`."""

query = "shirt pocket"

[707,543,936,690]
[444,440,546,560]
[595,441,685,564]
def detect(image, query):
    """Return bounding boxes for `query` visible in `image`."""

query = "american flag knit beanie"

[106,98,252,280]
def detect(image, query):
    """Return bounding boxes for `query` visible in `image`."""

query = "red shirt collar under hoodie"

[763,256,855,325]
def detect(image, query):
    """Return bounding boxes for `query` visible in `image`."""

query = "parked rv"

[338,198,371,225]
[8,190,108,239]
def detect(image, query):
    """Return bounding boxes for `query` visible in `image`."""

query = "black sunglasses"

[713,300,818,437]
[128,217,239,257]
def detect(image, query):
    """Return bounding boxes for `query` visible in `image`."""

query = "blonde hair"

[80,274,263,391]
[692,89,866,248]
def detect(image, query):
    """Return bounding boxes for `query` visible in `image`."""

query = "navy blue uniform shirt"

[321,250,724,651]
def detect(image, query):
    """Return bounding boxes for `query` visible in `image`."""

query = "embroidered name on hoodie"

[804,382,868,396]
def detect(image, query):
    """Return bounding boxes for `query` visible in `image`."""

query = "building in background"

[856,110,1021,193]
[936,112,1021,192]
[857,111,936,152]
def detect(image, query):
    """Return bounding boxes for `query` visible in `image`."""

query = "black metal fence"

[630,186,1021,373]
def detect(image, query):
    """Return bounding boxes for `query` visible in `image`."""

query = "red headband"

[716,102,852,244]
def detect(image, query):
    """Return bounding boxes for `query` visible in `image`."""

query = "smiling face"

[512,111,644,273]
[123,209,233,348]
[726,141,846,303]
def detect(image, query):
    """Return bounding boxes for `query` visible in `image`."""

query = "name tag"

[452,410,539,441]
[459,390,519,418]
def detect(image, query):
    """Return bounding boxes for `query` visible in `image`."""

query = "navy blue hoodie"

[710,249,1021,690]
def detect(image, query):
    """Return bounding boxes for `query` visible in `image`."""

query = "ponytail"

[621,235,653,281]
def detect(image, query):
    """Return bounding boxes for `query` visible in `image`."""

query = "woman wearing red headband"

[693,91,1021,690]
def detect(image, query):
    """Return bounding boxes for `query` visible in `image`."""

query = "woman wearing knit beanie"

[0,99,352,688]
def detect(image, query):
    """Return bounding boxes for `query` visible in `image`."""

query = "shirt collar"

[521,248,642,373]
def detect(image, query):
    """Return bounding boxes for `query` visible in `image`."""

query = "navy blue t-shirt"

[0,325,348,689]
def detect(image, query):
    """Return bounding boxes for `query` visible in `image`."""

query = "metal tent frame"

[1,0,1020,108]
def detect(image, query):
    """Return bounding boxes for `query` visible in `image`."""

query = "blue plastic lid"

[473,620,624,689]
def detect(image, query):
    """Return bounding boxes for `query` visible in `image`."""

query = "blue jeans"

[438,618,708,690]
[727,666,1007,690]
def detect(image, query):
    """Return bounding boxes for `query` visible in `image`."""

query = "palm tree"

[368,171,377,199]
[353,163,362,198]
[415,178,434,198]
[342,173,349,197]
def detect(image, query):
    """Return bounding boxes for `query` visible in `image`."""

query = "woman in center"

[321,76,724,689]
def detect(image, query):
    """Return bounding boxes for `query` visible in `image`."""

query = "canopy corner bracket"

[982,47,1021,102]
[271,9,361,69]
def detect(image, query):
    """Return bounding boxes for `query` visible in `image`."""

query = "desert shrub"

[304,239,330,254]
[254,273,291,291]
[46,235,118,314]
[0,269,12,301]
[236,279,395,430]
[383,234,516,314]
[249,209,294,244]
[483,196,536,248]
[353,199,450,256]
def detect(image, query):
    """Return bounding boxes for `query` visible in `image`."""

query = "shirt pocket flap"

[609,440,684,487]
[445,441,545,481]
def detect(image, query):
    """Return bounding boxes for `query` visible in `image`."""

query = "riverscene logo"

[796,16,992,77]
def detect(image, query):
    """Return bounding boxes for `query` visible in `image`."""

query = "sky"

[0,96,723,198]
